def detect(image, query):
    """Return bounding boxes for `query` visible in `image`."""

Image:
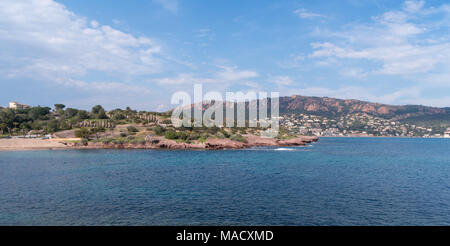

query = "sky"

[1,0,450,110]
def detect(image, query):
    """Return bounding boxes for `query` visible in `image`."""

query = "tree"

[45,120,58,133]
[77,110,89,120]
[54,104,66,111]
[165,130,181,140]
[97,108,107,119]
[153,125,165,136]
[125,106,136,118]
[75,127,90,139]
[75,127,106,140]
[0,123,7,134]
[58,120,70,130]
[0,109,15,134]
[64,108,79,118]
[91,105,104,114]
[20,122,30,135]
[112,113,125,120]
[90,127,106,139]
[28,106,51,120]
[91,105,107,119]
[127,126,139,133]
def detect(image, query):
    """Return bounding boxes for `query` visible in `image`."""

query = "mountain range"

[280,95,448,119]
[278,95,450,130]
[190,95,450,130]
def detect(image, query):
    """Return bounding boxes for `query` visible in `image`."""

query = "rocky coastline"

[65,135,319,150]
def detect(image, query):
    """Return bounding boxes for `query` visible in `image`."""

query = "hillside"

[2,95,449,139]
[277,95,450,136]
[185,95,450,136]
[279,95,449,120]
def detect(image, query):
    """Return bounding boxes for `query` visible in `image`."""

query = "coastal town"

[280,113,450,138]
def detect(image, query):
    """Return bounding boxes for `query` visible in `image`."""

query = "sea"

[0,137,449,225]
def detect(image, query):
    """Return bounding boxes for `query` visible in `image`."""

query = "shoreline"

[319,135,448,139]
[2,135,449,152]
[0,136,320,151]
[0,138,70,152]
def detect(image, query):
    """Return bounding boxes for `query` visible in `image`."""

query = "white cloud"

[152,65,259,85]
[196,28,215,39]
[156,104,167,112]
[339,67,369,79]
[0,0,164,89]
[56,78,151,94]
[153,0,178,13]
[272,76,294,86]
[401,97,450,107]
[308,1,450,77]
[152,73,216,85]
[416,73,450,88]
[90,20,99,28]
[404,0,425,13]
[277,54,307,69]
[294,9,327,19]
[286,86,424,105]
[215,65,259,81]
[378,87,422,103]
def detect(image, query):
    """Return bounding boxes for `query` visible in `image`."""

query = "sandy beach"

[0,138,70,151]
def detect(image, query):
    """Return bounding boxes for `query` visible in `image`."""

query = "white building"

[444,128,450,138]
[8,101,31,110]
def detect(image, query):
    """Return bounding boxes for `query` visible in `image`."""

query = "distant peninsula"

[0,101,318,151]
[1,94,450,151]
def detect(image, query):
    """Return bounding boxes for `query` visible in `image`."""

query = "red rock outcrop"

[277,138,307,146]
[245,135,279,146]
[298,136,319,143]
[155,140,204,149]
[205,139,246,150]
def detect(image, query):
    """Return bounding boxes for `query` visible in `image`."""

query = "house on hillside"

[8,101,31,110]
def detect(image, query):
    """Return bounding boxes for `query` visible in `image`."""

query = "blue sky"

[1,0,450,110]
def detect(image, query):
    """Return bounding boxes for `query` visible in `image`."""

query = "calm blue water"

[1,138,450,225]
